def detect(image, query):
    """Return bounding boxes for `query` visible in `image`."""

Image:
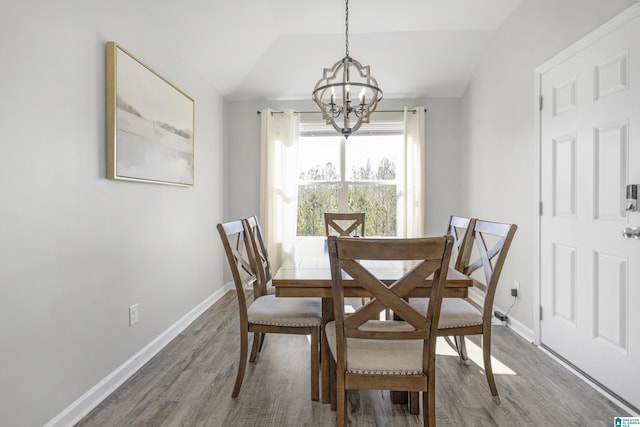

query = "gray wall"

[460,0,635,332]
[224,97,463,236]
[0,1,226,426]
[3,0,635,424]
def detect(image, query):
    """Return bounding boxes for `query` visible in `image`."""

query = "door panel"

[540,10,640,411]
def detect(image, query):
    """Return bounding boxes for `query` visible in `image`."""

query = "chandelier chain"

[345,0,349,57]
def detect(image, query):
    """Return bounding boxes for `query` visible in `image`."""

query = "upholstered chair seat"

[325,320,426,375]
[248,295,321,327]
[410,298,483,329]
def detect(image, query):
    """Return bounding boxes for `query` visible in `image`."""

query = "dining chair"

[217,220,321,400]
[324,212,365,237]
[243,215,273,358]
[409,215,475,355]
[324,212,370,312]
[326,235,454,427]
[446,215,476,272]
[442,215,476,358]
[411,219,517,404]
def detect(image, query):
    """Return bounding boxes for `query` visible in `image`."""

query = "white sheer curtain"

[402,106,426,237]
[259,108,300,271]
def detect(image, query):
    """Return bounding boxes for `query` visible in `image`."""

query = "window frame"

[296,119,405,237]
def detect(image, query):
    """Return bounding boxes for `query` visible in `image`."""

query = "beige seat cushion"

[409,298,483,329]
[248,295,321,327]
[325,320,426,375]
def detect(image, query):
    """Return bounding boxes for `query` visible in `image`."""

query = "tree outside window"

[296,131,403,237]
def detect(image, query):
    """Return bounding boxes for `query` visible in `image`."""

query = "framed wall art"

[106,41,194,186]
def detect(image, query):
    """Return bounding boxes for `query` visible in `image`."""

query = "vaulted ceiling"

[134,0,523,101]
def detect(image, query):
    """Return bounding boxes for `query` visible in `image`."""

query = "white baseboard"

[45,283,234,427]
[469,293,535,343]
[504,311,534,342]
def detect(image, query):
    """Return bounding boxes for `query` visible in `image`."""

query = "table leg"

[409,392,420,414]
[390,391,408,404]
[389,304,420,415]
[321,297,334,404]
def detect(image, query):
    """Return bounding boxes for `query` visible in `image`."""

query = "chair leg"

[424,365,437,427]
[330,356,337,411]
[310,328,319,401]
[482,332,500,404]
[455,335,470,365]
[423,390,435,427]
[258,332,266,352]
[249,332,260,363]
[336,369,347,427]
[232,324,249,398]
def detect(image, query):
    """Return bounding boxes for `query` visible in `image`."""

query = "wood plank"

[77,291,632,426]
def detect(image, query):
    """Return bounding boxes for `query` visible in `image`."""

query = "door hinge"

[539,95,543,111]
[539,306,543,321]
[539,201,543,216]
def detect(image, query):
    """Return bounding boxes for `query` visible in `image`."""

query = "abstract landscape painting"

[107,42,194,186]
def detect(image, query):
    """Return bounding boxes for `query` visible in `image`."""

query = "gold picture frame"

[106,42,194,186]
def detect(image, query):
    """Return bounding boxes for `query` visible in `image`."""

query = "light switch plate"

[129,304,139,326]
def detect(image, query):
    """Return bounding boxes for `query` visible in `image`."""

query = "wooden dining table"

[272,237,474,406]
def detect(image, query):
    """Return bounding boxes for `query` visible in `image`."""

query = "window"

[296,121,404,237]
[258,107,424,270]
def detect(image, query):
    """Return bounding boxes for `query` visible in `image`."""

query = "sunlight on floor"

[308,304,518,377]
[436,336,517,375]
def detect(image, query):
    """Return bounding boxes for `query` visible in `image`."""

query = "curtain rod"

[257,108,426,115]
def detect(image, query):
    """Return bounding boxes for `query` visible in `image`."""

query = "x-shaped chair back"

[458,219,517,318]
[243,216,272,297]
[446,216,476,272]
[328,235,453,346]
[324,212,365,237]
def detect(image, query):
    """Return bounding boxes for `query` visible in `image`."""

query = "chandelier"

[312,0,383,138]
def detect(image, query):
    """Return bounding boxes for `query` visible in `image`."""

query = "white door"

[539,9,640,411]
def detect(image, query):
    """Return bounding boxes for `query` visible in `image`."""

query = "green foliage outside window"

[348,184,397,236]
[297,184,339,236]
[297,157,397,236]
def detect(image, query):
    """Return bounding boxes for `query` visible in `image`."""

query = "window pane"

[348,183,397,237]
[297,184,339,236]
[298,136,341,181]
[346,135,402,181]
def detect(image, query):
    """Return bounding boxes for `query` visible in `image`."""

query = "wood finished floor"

[77,291,629,426]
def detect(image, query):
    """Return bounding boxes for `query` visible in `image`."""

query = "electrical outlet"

[129,304,139,326]
[511,280,520,298]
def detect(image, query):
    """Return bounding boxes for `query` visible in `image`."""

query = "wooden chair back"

[446,215,476,272]
[458,219,517,320]
[217,220,257,315]
[243,215,272,298]
[327,235,453,381]
[324,212,365,237]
